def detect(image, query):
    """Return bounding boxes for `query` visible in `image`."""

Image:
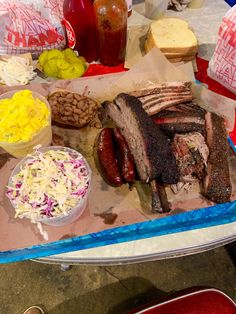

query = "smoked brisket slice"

[154,102,206,118]
[203,112,232,203]
[104,93,179,184]
[154,102,206,137]
[155,117,205,137]
[158,122,205,137]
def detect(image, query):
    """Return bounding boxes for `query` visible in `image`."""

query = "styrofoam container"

[145,0,168,19]
[0,90,52,158]
[188,0,205,8]
[8,146,92,227]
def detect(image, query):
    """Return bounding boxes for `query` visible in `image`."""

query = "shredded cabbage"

[6,148,90,224]
[0,56,36,86]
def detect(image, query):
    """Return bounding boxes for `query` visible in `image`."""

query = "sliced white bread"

[164,50,197,58]
[145,18,198,55]
[166,54,196,63]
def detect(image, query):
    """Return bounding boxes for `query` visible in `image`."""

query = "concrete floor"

[0,246,235,314]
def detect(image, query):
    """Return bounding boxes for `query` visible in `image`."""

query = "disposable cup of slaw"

[7,146,92,228]
[0,90,52,158]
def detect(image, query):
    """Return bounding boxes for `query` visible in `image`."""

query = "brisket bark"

[203,112,232,203]
[158,123,205,137]
[104,93,179,184]
[155,118,205,137]
[154,102,206,137]
[154,102,206,118]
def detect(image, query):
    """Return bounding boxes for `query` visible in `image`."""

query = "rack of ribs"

[128,81,193,116]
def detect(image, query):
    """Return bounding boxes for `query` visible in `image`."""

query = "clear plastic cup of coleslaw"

[7,146,92,227]
[0,90,52,158]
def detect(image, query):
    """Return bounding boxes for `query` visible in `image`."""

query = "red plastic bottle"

[93,0,128,66]
[63,0,97,62]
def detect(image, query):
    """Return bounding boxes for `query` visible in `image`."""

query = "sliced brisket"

[153,102,206,137]
[158,123,205,137]
[154,102,206,118]
[155,117,205,137]
[104,93,179,184]
[203,112,232,203]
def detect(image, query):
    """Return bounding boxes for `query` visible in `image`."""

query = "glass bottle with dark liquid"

[93,0,128,66]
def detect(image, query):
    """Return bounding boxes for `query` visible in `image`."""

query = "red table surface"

[84,57,236,145]
[129,287,236,314]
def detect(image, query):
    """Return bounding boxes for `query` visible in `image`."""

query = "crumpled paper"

[0,46,235,253]
[168,0,192,11]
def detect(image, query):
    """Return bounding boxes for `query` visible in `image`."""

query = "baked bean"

[67,116,75,122]
[50,100,58,107]
[48,90,100,128]
[60,116,68,121]
[74,94,83,101]
[64,100,71,106]
[95,122,102,128]
[57,97,64,103]
[73,108,80,114]
[66,93,73,100]
[77,104,83,111]
[73,114,79,121]
[65,105,72,110]
[64,110,72,116]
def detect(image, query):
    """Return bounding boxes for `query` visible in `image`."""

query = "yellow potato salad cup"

[0,90,52,158]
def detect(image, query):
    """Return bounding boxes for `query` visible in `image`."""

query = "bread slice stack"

[144,18,198,63]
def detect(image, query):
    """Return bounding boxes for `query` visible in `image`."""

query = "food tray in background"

[0,50,236,264]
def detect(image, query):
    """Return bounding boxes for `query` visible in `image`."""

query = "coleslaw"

[6,147,91,227]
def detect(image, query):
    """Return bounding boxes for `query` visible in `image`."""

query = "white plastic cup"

[145,0,168,20]
[0,90,52,158]
[8,146,92,227]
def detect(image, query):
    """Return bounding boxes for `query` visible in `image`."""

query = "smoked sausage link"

[97,128,123,186]
[113,128,136,182]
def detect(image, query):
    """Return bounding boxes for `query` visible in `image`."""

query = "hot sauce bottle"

[93,0,128,66]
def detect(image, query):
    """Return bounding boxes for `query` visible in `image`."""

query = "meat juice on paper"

[0,48,235,251]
